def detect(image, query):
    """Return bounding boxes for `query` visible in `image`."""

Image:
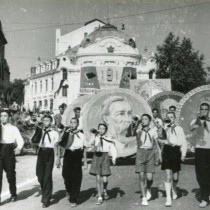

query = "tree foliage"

[155,32,207,93]
[6,79,25,105]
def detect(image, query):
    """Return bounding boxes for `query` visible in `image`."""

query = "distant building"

[24,19,157,112]
[0,21,10,108]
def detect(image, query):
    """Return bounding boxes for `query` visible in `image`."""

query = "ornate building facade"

[24,19,157,112]
[0,21,10,108]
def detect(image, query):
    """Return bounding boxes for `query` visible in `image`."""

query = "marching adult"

[0,109,24,204]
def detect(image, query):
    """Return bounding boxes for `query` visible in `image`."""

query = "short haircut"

[59,105,64,109]
[141,114,152,121]
[98,123,108,131]
[169,105,176,110]
[152,108,159,113]
[200,103,210,109]
[167,111,176,117]
[73,107,81,112]
[0,109,11,117]
[43,115,53,122]
[101,96,129,122]
[70,117,79,125]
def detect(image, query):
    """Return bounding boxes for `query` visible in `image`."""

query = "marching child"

[89,123,117,205]
[32,115,59,208]
[135,114,160,206]
[159,112,187,207]
[58,117,87,207]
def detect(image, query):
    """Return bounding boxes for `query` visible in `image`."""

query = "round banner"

[176,85,210,148]
[62,94,93,126]
[148,91,184,120]
[82,88,152,157]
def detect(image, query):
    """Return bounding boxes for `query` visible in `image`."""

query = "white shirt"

[90,134,117,160]
[190,119,210,149]
[38,128,59,148]
[77,116,83,131]
[69,131,87,151]
[166,125,187,157]
[138,128,158,149]
[1,123,24,150]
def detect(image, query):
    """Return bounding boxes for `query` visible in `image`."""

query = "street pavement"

[0,155,202,210]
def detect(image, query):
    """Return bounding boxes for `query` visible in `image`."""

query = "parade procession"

[0,1,210,210]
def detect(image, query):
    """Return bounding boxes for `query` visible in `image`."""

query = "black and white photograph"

[0,0,210,209]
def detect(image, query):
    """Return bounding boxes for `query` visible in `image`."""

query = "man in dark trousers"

[59,117,87,207]
[190,102,210,208]
[0,109,24,204]
[33,115,59,208]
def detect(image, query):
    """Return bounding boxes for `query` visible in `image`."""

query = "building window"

[35,82,37,93]
[62,68,68,80]
[62,86,68,97]
[51,78,54,90]
[50,99,53,111]
[45,79,48,92]
[44,99,48,108]
[40,81,42,92]
[107,68,113,82]
[39,100,42,108]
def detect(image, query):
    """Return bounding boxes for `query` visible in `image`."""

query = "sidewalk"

[1,156,201,210]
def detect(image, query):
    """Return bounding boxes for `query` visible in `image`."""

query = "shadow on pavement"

[79,188,97,204]
[135,186,188,201]
[17,185,40,201]
[192,188,201,202]
[50,190,66,205]
[0,185,41,205]
[108,187,125,200]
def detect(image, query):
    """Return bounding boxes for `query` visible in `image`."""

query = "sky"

[0,0,210,80]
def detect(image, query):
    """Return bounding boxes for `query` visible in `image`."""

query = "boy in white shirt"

[32,115,59,208]
[135,114,160,206]
[89,123,117,205]
[159,112,187,207]
[59,117,87,207]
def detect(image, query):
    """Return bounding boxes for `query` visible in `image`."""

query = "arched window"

[62,86,68,97]
[62,68,68,80]
[50,99,53,111]
[45,79,48,92]
[39,100,42,108]
[44,99,48,108]
[149,70,154,79]
[40,81,42,92]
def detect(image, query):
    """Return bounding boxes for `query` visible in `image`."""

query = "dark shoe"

[11,196,17,202]
[42,202,49,208]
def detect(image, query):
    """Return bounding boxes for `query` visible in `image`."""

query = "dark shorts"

[161,144,181,173]
[90,152,111,176]
[135,148,156,173]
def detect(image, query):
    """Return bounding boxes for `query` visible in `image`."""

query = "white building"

[24,19,157,112]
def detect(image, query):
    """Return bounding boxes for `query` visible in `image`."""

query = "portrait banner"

[176,85,210,148]
[148,91,184,120]
[82,88,152,157]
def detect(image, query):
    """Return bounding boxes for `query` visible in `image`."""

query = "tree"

[7,79,25,105]
[155,32,207,93]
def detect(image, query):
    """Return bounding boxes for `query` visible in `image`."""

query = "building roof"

[0,21,7,45]
[84,19,106,26]
[80,23,136,49]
